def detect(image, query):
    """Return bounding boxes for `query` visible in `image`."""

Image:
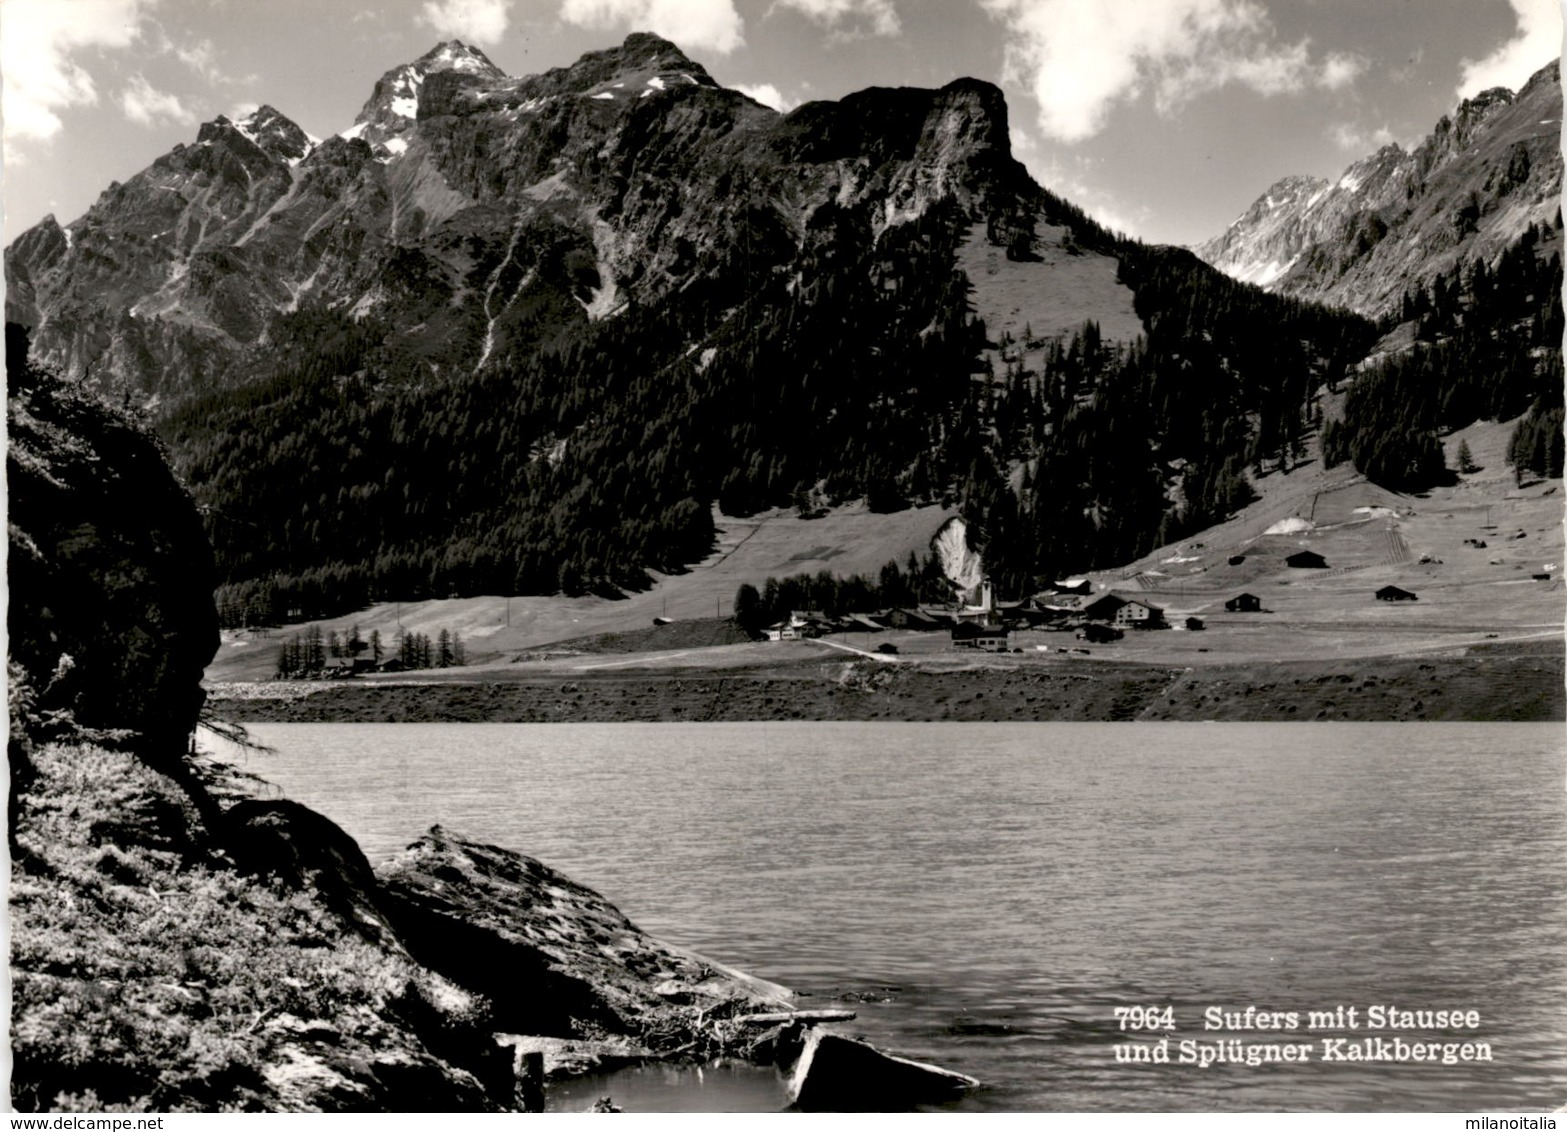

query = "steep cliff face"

[6,326,219,759]
[1196,61,1562,315]
[5,33,1023,397]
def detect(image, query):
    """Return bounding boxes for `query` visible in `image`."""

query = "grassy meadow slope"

[206,501,956,682]
[956,221,1145,350]
[207,410,1563,725]
[1058,414,1563,666]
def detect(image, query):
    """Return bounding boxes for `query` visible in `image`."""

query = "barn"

[1286,551,1329,569]
[1375,585,1418,602]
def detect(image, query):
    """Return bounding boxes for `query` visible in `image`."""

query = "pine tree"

[303,625,325,673]
[1457,439,1479,474]
[733,582,763,631]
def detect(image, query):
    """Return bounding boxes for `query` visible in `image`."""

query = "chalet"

[1083,593,1165,627]
[1010,605,1062,628]
[951,622,1010,651]
[1081,593,1128,621]
[1286,550,1329,569]
[1185,617,1205,631]
[1375,585,1418,602]
[1225,593,1262,613]
[1076,622,1123,643]
[764,610,828,641]
[876,607,946,631]
[1113,599,1165,628]
[842,613,884,632]
[1033,592,1091,614]
[323,657,357,678]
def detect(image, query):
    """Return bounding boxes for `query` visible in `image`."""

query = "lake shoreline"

[208,639,1564,724]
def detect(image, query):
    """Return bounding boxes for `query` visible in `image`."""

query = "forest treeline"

[1322,219,1564,489]
[147,175,1558,629]
[271,623,466,678]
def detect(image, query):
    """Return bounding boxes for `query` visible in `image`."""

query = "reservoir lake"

[214,721,1566,1112]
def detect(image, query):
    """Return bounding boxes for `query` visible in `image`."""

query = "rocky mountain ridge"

[5,32,1020,397]
[1196,61,1561,315]
[5,32,1386,620]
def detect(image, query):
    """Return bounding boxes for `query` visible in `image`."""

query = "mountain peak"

[1197,59,1563,316]
[345,41,505,147]
[197,104,312,164]
[413,39,505,79]
[554,31,715,91]
[618,31,691,63]
[1519,58,1560,100]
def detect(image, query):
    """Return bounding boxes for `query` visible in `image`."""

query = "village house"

[1031,592,1091,615]
[951,622,1010,651]
[764,610,833,641]
[873,608,946,631]
[1225,593,1263,613]
[1083,593,1166,628]
[1076,622,1123,643]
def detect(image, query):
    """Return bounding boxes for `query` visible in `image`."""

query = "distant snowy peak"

[1194,59,1561,317]
[417,39,505,77]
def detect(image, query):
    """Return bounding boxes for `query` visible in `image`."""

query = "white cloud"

[773,0,900,37]
[420,0,513,45]
[173,38,225,83]
[558,0,745,54]
[977,0,1367,144]
[2,0,152,150]
[120,73,195,127]
[1328,121,1396,153]
[1318,51,1367,91]
[737,82,799,111]
[1456,0,1562,98]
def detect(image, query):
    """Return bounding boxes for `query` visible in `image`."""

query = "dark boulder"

[223,799,399,944]
[786,1029,979,1111]
[374,826,795,1048]
[6,323,219,763]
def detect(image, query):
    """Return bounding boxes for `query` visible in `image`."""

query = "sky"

[2,0,1561,246]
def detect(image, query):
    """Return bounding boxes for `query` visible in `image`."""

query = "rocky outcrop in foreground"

[375,828,796,1052]
[6,324,219,762]
[9,743,976,1111]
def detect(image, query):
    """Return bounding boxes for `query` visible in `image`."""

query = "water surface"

[216,721,1567,1111]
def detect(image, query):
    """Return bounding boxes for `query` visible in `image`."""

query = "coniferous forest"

[147,183,1561,628]
[1322,219,1564,490]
